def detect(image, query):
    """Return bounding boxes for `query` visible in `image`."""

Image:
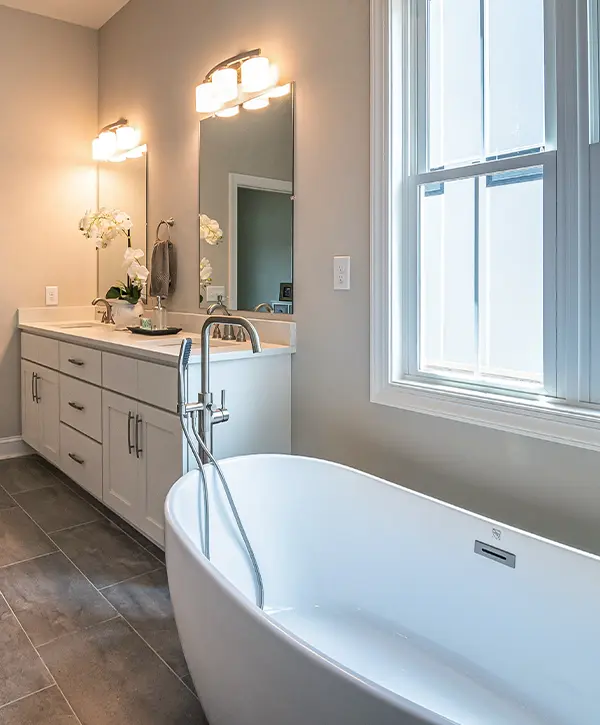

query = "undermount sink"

[55,322,99,330]
[155,338,237,349]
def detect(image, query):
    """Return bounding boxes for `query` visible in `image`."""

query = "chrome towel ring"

[156,217,175,242]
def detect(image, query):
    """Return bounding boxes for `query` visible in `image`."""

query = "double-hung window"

[371,0,600,449]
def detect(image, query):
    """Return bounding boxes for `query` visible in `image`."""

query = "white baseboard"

[0,437,33,460]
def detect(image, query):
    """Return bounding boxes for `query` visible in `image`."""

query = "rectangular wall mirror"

[97,155,148,297]
[198,85,295,314]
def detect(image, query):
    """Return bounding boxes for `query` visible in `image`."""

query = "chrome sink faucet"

[207,295,236,341]
[92,298,114,324]
[253,302,275,313]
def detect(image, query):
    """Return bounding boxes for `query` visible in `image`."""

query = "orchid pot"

[109,299,145,330]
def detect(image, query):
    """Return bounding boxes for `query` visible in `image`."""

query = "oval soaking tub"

[165,454,599,725]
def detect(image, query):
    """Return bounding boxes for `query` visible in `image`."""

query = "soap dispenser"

[153,297,168,330]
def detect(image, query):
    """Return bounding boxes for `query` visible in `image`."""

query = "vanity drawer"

[59,375,102,442]
[59,343,102,385]
[59,423,102,500]
[138,361,178,413]
[21,333,59,369]
[102,352,138,399]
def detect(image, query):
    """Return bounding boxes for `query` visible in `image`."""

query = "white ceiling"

[0,0,130,28]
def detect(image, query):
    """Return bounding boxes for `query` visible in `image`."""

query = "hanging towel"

[150,239,177,299]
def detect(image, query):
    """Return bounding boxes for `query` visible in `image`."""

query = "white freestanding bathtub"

[165,454,599,725]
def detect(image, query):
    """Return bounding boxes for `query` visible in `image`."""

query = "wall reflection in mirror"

[199,86,294,313]
[97,155,148,297]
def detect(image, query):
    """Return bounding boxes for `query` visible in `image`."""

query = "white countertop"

[19,320,293,366]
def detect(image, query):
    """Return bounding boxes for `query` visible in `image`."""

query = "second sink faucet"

[92,298,114,324]
[207,295,236,341]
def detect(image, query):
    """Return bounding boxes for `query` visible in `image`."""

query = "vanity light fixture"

[196,49,289,116]
[92,119,146,162]
[242,96,270,111]
[216,106,240,118]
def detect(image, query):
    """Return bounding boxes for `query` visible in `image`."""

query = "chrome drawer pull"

[68,453,85,466]
[127,412,135,454]
[67,358,85,367]
[135,414,143,458]
[68,401,85,412]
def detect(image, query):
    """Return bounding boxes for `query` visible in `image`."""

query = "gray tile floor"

[0,456,207,725]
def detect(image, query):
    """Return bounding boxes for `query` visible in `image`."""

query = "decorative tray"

[127,326,183,336]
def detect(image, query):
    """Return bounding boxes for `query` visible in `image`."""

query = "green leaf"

[105,286,122,299]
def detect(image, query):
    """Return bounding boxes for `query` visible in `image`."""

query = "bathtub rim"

[164,453,598,725]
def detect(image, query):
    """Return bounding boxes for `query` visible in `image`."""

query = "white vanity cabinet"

[102,391,184,544]
[21,360,60,466]
[19,324,293,549]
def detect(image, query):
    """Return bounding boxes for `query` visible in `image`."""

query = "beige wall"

[0,6,98,439]
[99,0,600,556]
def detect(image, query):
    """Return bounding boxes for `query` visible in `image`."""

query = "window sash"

[404,0,559,399]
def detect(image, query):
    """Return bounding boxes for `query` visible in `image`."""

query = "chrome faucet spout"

[199,315,261,459]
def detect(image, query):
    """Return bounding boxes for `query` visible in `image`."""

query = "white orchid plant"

[106,248,150,305]
[199,214,223,245]
[199,257,213,303]
[79,208,132,249]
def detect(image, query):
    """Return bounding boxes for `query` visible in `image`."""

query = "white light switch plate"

[206,285,225,302]
[45,286,59,306]
[333,256,351,290]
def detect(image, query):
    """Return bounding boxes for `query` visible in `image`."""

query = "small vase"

[110,300,144,330]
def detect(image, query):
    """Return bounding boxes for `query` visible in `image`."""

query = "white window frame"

[370,0,600,450]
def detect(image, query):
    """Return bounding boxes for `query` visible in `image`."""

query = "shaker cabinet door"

[21,361,40,453]
[137,403,183,546]
[36,366,60,466]
[102,391,140,523]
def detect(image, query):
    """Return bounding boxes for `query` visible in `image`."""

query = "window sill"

[371,378,600,451]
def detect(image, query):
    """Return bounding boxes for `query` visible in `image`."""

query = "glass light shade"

[241,56,272,93]
[212,68,239,102]
[196,82,222,113]
[98,131,117,158]
[116,125,140,151]
[108,153,127,163]
[242,96,270,111]
[126,144,147,159]
[92,137,107,161]
[269,83,291,98]
[216,106,240,118]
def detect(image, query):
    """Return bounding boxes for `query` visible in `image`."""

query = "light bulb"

[243,96,270,111]
[98,131,117,158]
[241,56,272,93]
[116,125,140,151]
[196,82,222,113]
[212,68,239,102]
[269,83,292,98]
[216,106,240,118]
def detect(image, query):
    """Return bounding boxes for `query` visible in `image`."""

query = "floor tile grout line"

[116,615,200,701]
[0,589,85,724]
[46,517,103,536]
[0,550,58,571]
[0,683,56,712]
[35,615,122,651]
[39,459,166,566]
[98,565,166,592]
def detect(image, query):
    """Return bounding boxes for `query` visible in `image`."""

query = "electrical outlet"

[45,286,59,306]
[206,285,226,302]
[333,256,351,291]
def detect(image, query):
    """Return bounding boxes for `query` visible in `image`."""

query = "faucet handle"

[236,326,247,343]
[212,324,222,339]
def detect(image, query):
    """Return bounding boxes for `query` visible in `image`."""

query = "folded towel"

[149,239,177,299]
